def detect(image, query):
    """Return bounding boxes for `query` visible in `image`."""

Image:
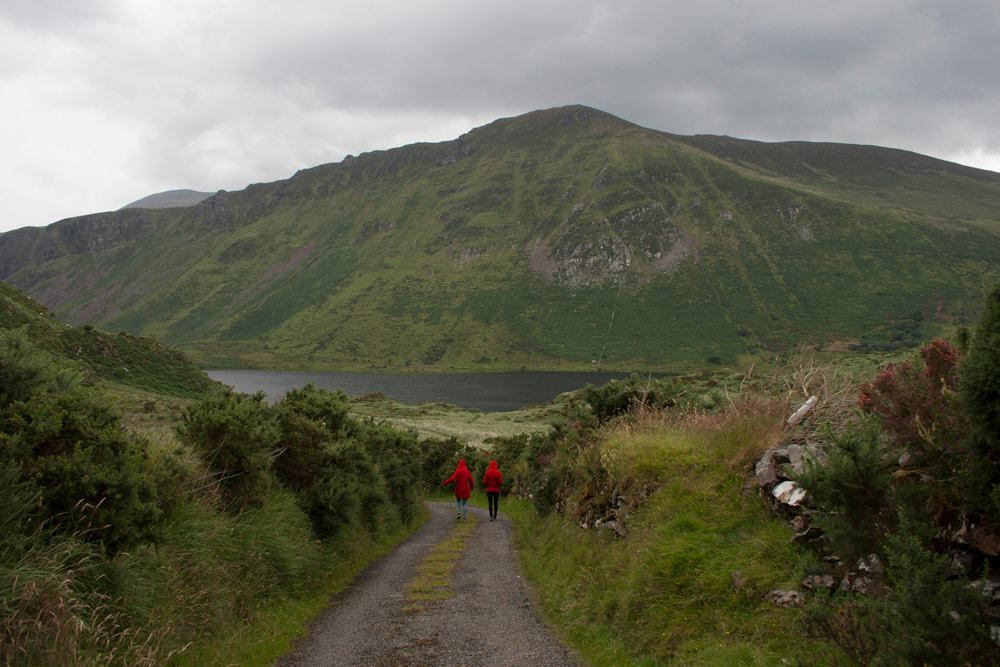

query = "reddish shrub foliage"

[858,339,969,457]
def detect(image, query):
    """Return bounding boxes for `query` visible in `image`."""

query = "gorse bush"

[582,373,692,424]
[796,419,895,562]
[177,383,471,537]
[175,387,279,509]
[875,516,992,665]
[960,281,1000,475]
[1,328,180,553]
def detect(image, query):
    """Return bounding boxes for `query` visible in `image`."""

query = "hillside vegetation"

[0,280,213,398]
[0,317,481,665]
[480,302,999,664]
[3,106,999,371]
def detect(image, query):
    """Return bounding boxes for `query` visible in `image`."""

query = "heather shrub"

[858,339,968,450]
[858,339,985,516]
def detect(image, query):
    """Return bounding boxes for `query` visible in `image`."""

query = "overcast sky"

[1,0,998,233]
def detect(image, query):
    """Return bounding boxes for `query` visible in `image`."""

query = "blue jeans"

[455,497,468,520]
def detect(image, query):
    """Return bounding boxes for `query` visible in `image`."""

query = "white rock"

[773,480,808,507]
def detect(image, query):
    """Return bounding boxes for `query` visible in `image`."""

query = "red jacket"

[443,460,474,499]
[483,460,503,493]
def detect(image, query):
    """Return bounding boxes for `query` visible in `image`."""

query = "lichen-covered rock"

[765,589,805,607]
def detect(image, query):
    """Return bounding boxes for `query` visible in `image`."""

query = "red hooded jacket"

[443,460,474,499]
[483,460,503,493]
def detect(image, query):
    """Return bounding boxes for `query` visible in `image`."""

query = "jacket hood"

[488,460,498,470]
[457,459,468,470]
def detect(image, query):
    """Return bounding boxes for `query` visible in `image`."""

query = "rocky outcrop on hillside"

[0,226,42,278]
[0,210,157,280]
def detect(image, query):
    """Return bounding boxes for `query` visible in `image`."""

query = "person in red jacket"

[443,459,474,521]
[483,460,503,521]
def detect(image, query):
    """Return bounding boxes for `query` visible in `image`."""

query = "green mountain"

[0,279,214,398]
[2,105,999,372]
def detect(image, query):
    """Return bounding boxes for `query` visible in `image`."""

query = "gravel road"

[276,500,578,666]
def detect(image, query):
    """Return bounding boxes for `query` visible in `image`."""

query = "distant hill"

[121,189,214,209]
[2,105,999,372]
[0,279,215,398]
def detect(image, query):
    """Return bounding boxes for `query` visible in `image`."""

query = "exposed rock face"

[0,210,156,279]
[0,227,42,278]
[197,190,234,229]
[56,210,156,253]
[436,133,475,167]
[530,202,697,287]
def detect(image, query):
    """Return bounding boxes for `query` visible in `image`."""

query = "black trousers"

[486,491,499,517]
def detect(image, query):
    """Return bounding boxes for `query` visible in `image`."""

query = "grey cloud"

[1,0,998,232]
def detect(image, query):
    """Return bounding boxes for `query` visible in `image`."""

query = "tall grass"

[1,511,166,665]
[507,399,847,665]
[0,485,419,666]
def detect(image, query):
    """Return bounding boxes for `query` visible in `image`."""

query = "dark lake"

[206,370,649,413]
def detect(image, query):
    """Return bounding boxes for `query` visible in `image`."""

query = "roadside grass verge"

[0,486,428,667]
[172,503,428,667]
[504,402,848,666]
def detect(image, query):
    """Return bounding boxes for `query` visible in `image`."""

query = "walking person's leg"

[461,497,468,520]
[487,491,498,520]
[455,497,462,519]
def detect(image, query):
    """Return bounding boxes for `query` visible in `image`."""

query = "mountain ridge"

[2,105,999,371]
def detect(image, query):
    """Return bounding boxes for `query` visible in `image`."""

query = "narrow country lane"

[276,501,578,667]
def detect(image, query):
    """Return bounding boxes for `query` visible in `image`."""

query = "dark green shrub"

[304,438,383,537]
[1,328,181,552]
[357,422,422,523]
[796,419,894,562]
[805,515,994,666]
[280,383,353,435]
[583,374,686,423]
[960,281,1000,459]
[0,327,79,404]
[416,436,477,490]
[874,516,992,665]
[583,379,634,422]
[175,387,279,508]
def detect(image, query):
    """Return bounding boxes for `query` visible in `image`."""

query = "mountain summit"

[121,189,214,210]
[2,105,999,371]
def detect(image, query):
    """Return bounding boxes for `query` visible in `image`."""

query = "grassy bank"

[493,405,848,665]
